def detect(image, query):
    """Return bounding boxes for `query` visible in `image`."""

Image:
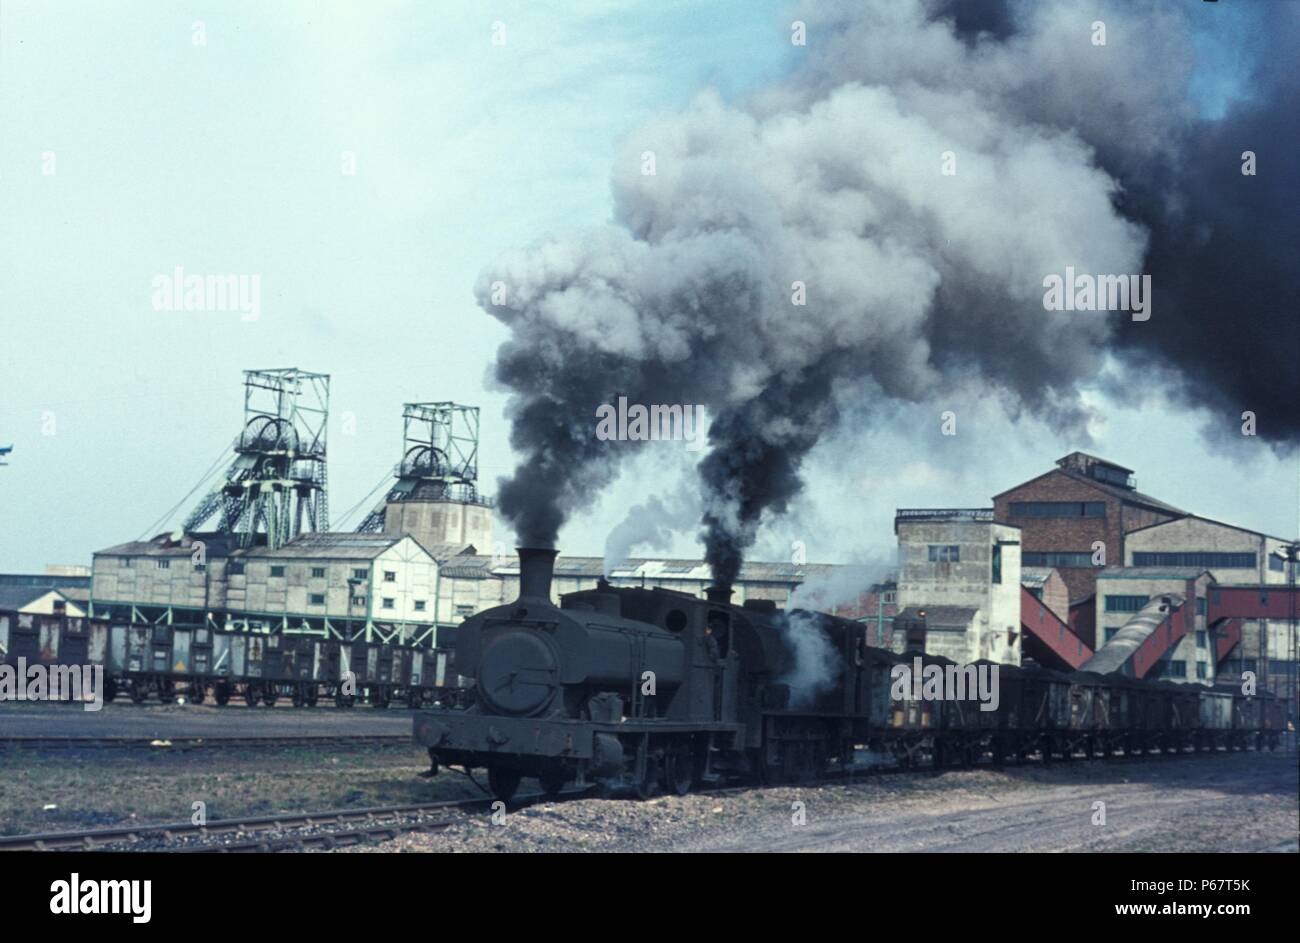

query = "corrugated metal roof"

[897,605,978,627]
[0,586,48,609]
[1098,567,1214,580]
[1020,567,1057,586]
[436,554,839,583]
[95,532,247,557]
[1082,593,1186,674]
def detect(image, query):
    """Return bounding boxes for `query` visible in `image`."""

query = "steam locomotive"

[413,548,1287,801]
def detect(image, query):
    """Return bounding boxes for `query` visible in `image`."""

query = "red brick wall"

[994,470,1180,602]
[994,471,1120,601]
[1069,596,1097,649]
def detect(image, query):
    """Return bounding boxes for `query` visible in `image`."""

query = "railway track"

[0,796,503,852]
[0,734,414,753]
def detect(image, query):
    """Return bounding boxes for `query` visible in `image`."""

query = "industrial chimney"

[516,547,559,602]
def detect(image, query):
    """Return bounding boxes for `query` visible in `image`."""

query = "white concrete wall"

[896,519,1022,665]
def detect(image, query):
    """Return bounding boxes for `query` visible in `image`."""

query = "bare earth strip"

[364,752,1298,853]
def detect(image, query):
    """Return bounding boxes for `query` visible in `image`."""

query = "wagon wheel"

[634,757,661,800]
[262,686,279,707]
[538,767,568,799]
[157,682,175,705]
[244,685,259,707]
[487,767,522,803]
[305,686,319,707]
[372,687,390,709]
[130,683,148,704]
[335,691,355,709]
[189,682,206,705]
[214,684,231,706]
[102,678,118,703]
[291,687,305,708]
[663,746,695,796]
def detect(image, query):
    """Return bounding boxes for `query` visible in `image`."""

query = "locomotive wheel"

[663,748,695,796]
[488,767,522,803]
[538,768,567,798]
[634,761,660,800]
[214,684,231,706]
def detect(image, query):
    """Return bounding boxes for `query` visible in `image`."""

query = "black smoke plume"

[477,0,1298,573]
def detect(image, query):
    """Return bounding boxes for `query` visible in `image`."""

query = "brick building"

[992,452,1184,602]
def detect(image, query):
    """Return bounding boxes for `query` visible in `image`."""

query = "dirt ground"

[3,741,1293,852]
[363,751,1299,853]
[0,743,473,836]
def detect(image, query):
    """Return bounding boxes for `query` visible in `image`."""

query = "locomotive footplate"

[414,709,743,762]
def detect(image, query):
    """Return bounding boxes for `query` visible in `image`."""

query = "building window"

[157,559,170,570]
[52,599,66,613]
[381,597,395,609]
[1166,660,1186,678]
[121,557,133,567]
[928,545,960,563]
[413,600,426,612]
[1196,630,1207,648]
[311,567,326,579]
[1131,551,1257,569]
[350,595,367,607]
[310,593,325,605]
[228,561,245,576]
[1196,598,1206,615]
[1196,662,1207,679]
[1009,501,1106,518]
[352,568,367,580]
[270,565,285,578]
[1103,627,1119,643]
[1104,595,1148,613]
[383,570,397,582]
[991,544,1002,584]
[1269,553,1285,573]
[1022,551,1094,568]
[455,604,475,618]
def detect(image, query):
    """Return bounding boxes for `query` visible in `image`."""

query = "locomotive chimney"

[517,547,559,602]
[705,584,733,605]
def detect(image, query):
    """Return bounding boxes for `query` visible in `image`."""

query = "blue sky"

[0,0,1295,572]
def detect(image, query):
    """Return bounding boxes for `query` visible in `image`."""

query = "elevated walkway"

[1020,587,1093,670]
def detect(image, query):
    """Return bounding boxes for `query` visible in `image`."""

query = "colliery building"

[898,452,1297,698]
